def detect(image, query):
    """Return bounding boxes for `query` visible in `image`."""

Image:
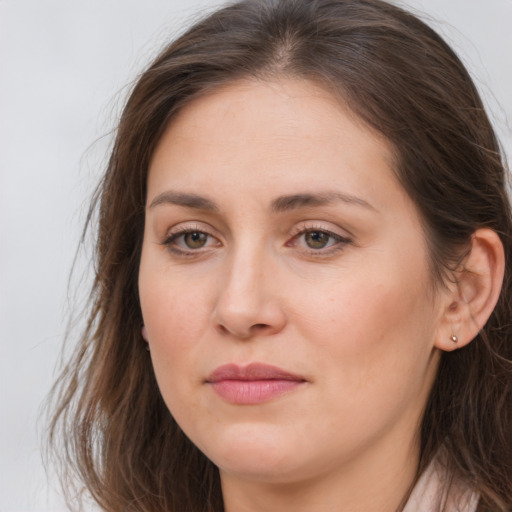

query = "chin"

[195,423,311,483]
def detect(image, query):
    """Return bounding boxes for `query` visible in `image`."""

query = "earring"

[450,335,458,343]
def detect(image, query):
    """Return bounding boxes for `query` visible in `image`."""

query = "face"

[139,79,445,486]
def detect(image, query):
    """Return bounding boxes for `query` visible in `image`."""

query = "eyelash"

[287,224,352,256]
[162,224,352,257]
[162,225,220,257]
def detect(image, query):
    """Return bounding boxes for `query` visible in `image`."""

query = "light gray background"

[0,1,510,510]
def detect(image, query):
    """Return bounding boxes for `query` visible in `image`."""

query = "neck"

[221,431,420,512]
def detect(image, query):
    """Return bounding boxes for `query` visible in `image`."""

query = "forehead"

[148,78,399,206]
[161,78,390,157]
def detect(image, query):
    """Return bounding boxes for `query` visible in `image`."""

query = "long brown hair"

[47,1,512,510]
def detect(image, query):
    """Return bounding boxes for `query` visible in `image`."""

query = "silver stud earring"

[450,335,458,343]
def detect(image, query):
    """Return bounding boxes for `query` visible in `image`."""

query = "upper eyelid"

[164,221,220,238]
[161,220,352,244]
[162,230,348,258]
[289,228,350,245]
[161,224,222,253]
[290,221,352,239]
[162,228,221,256]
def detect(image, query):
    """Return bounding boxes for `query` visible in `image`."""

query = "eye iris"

[184,232,207,249]
[305,231,330,249]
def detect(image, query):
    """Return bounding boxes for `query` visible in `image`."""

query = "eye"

[303,230,334,249]
[163,227,220,255]
[181,231,209,249]
[287,225,352,255]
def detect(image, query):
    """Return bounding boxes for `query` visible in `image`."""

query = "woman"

[48,0,512,510]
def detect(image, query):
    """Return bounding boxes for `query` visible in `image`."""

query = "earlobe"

[434,228,505,352]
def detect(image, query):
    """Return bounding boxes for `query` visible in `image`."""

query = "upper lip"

[206,363,306,383]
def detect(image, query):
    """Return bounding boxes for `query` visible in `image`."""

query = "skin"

[139,78,455,512]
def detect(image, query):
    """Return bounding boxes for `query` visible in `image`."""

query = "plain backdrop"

[0,1,510,510]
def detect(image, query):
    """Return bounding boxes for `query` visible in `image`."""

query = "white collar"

[402,454,479,512]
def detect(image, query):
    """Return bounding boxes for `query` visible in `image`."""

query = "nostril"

[216,324,230,335]
[215,322,271,338]
[251,323,272,334]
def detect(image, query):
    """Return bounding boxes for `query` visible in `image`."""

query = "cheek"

[139,261,214,407]
[298,270,430,336]
[142,293,207,423]
[285,272,438,457]
[139,251,212,344]
[148,291,206,343]
[291,259,436,386]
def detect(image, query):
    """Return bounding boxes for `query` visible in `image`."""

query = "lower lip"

[209,379,304,405]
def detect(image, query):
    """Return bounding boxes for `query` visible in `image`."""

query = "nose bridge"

[213,236,285,338]
[227,240,262,299]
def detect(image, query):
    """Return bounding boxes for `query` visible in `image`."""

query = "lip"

[206,363,306,405]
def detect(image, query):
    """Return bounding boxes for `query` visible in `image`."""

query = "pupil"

[185,232,207,248]
[306,231,329,248]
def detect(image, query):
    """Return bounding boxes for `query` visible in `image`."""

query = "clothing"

[403,455,479,512]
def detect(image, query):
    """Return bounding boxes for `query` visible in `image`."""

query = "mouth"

[205,363,307,405]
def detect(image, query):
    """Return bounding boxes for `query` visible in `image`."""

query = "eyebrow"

[148,190,375,213]
[149,191,219,211]
[270,192,376,213]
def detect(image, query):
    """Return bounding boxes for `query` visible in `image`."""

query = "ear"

[434,228,505,352]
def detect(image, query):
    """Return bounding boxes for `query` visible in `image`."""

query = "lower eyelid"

[161,228,224,257]
[287,231,351,253]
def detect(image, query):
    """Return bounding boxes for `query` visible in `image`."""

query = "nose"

[212,246,287,339]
